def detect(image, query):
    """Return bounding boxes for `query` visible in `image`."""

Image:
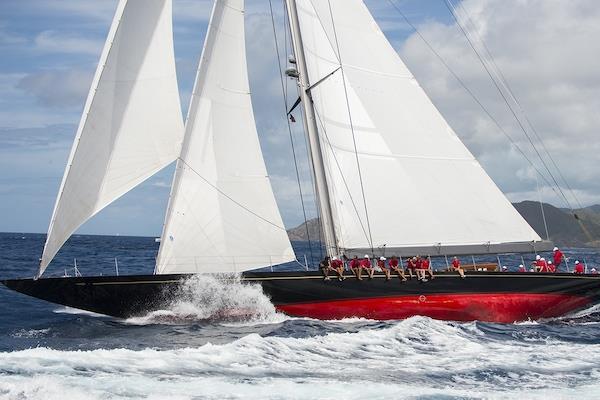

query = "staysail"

[294,0,549,256]
[155,0,295,274]
[39,0,184,276]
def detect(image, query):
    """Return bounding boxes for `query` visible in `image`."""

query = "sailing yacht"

[3,0,600,323]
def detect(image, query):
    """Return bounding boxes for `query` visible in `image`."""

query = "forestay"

[155,0,295,274]
[295,0,549,256]
[39,0,184,276]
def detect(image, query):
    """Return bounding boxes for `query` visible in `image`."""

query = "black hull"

[3,271,600,322]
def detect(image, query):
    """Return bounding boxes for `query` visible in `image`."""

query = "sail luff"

[40,0,184,276]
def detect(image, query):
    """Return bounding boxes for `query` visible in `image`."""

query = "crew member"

[538,258,549,273]
[518,264,526,273]
[359,254,374,280]
[591,268,598,275]
[389,256,407,281]
[452,256,465,278]
[423,256,435,280]
[574,260,584,274]
[406,257,416,279]
[553,247,564,268]
[319,256,331,280]
[415,255,427,282]
[329,256,346,281]
[349,255,361,279]
[377,256,391,281]
[547,260,556,273]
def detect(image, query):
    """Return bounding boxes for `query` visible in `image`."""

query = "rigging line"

[385,0,566,204]
[297,94,324,259]
[442,0,574,212]
[177,157,287,231]
[313,105,372,247]
[269,0,314,263]
[452,0,585,212]
[325,0,374,253]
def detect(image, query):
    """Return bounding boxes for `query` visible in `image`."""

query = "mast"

[285,0,339,258]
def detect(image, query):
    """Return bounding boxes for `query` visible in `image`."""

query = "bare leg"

[357,267,363,280]
[428,268,435,280]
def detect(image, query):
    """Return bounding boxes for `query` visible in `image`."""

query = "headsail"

[155,0,295,274]
[39,0,184,276]
[293,0,549,256]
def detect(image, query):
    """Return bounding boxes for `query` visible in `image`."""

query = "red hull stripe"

[276,293,592,323]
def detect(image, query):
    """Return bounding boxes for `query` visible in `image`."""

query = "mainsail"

[39,0,184,276]
[155,0,295,274]
[293,0,549,256]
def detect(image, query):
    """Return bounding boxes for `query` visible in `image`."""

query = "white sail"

[39,0,184,275]
[295,0,547,256]
[155,0,295,274]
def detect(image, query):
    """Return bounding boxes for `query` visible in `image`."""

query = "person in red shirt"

[518,264,526,273]
[538,258,549,273]
[388,256,407,281]
[358,254,374,280]
[405,257,416,279]
[547,261,556,273]
[422,256,435,280]
[553,247,564,269]
[349,255,361,279]
[574,260,584,274]
[414,256,428,282]
[328,256,346,281]
[452,256,465,278]
[377,256,391,281]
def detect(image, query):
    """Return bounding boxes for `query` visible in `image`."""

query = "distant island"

[287,201,600,248]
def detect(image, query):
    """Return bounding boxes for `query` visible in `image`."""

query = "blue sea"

[1,232,600,399]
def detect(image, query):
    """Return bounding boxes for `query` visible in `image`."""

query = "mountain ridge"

[287,201,600,248]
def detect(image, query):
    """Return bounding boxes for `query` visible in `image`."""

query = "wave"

[124,274,289,326]
[2,317,600,399]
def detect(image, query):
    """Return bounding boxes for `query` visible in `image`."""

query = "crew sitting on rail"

[349,255,361,279]
[388,256,407,281]
[329,256,346,281]
[377,256,391,281]
[405,257,416,279]
[518,264,526,272]
[358,254,374,280]
[502,266,508,272]
[553,247,564,268]
[591,268,598,275]
[547,260,556,273]
[423,256,435,280]
[414,255,428,282]
[451,256,466,278]
[319,256,331,280]
[538,258,549,273]
[574,260,584,274]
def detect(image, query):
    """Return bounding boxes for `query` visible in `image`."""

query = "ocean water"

[1,233,600,399]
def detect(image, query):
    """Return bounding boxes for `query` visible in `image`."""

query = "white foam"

[125,274,289,326]
[53,307,105,317]
[1,317,600,399]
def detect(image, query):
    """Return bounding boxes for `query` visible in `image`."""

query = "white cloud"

[17,68,92,108]
[398,0,600,208]
[33,30,103,55]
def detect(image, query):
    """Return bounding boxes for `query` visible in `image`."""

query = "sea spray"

[126,274,285,325]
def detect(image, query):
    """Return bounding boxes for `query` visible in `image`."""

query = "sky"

[0,0,598,238]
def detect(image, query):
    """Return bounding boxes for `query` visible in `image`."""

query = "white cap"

[379,256,386,261]
[575,261,580,264]
[536,255,541,260]
[364,254,370,258]
[519,264,524,268]
[332,256,338,260]
[548,261,553,265]
[553,247,559,251]
[540,258,545,261]
[592,268,597,272]
[502,266,508,270]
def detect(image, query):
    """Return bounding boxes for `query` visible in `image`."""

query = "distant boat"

[3,0,600,323]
